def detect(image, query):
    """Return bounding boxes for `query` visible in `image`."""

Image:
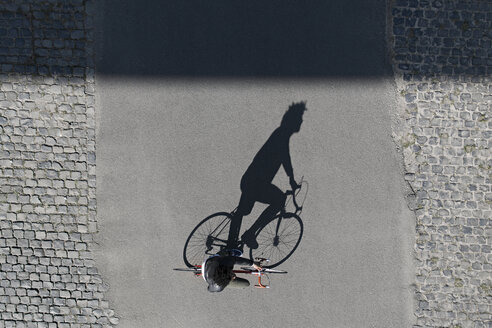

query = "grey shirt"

[204,256,254,291]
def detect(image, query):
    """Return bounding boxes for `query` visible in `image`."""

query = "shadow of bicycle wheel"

[248,212,304,268]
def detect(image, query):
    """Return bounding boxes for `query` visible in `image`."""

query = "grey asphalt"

[93,1,415,327]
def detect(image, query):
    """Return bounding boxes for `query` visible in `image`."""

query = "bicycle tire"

[249,212,303,268]
[173,268,200,272]
[183,212,233,267]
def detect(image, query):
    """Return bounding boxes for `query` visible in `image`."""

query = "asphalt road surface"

[93,1,415,327]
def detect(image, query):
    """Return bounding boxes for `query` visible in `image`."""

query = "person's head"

[281,101,307,133]
[207,266,234,293]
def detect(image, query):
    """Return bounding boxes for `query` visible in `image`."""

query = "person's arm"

[282,137,294,178]
[232,256,254,266]
[232,256,261,270]
[218,256,252,267]
[282,139,298,190]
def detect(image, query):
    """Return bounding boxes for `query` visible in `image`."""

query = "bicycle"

[173,258,287,289]
[183,179,307,268]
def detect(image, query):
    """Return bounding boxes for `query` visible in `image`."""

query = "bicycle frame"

[234,269,270,289]
[285,177,307,216]
[182,178,306,268]
[205,218,230,254]
[227,178,307,250]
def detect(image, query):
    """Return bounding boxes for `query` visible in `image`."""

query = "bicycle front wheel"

[263,268,288,274]
[250,212,303,268]
[183,212,232,267]
[173,267,200,273]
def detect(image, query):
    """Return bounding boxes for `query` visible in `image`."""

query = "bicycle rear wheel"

[183,212,232,267]
[249,212,303,268]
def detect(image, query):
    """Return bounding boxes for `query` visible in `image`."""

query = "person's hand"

[289,177,300,191]
[253,263,262,271]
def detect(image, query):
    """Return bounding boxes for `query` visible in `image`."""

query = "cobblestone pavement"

[390,0,492,327]
[0,1,117,327]
[1,0,491,327]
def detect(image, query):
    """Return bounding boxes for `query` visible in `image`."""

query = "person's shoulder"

[262,127,287,148]
[268,127,285,139]
[205,255,221,266]
[219,256,236,264]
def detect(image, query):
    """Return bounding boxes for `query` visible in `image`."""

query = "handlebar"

[285,176,307,215]
[251,260,271,288]
[286,189,303,213]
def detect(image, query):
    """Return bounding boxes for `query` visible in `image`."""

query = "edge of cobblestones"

[387,0,492,327]
[386,2,422,326]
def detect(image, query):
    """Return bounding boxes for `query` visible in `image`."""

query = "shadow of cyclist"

[228,102,306,249]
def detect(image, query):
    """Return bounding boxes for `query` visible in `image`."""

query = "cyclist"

[237,101,306,248]
[202,252,262,292]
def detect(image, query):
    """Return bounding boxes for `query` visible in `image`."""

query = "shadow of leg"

[226,213,244,250]
[241,205,279,249]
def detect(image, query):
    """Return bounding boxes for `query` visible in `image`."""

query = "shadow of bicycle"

[182,181,308,268]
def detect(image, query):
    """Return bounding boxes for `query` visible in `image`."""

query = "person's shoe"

[241,230,258,249]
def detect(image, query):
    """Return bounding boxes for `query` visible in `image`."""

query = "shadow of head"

[281,101,307,134]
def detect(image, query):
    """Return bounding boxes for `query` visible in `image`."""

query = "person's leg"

[228,192,253,249]
[241,184,286,248]
[227,276,250,289]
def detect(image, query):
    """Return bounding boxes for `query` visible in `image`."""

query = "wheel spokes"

[183,213,232,267]
[250,214,303,268]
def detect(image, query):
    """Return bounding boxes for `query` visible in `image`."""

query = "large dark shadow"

[0,2,90,78]
[1,1,489,79]
[182,104,307,269]
[391,0,492,79]
[98,0,391,77]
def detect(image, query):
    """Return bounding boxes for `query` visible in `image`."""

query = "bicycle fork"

[273,216,283,247]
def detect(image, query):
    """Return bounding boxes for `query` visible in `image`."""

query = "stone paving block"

[390,0,492,326]
[2,0,491,326]
[0,0,117,326]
